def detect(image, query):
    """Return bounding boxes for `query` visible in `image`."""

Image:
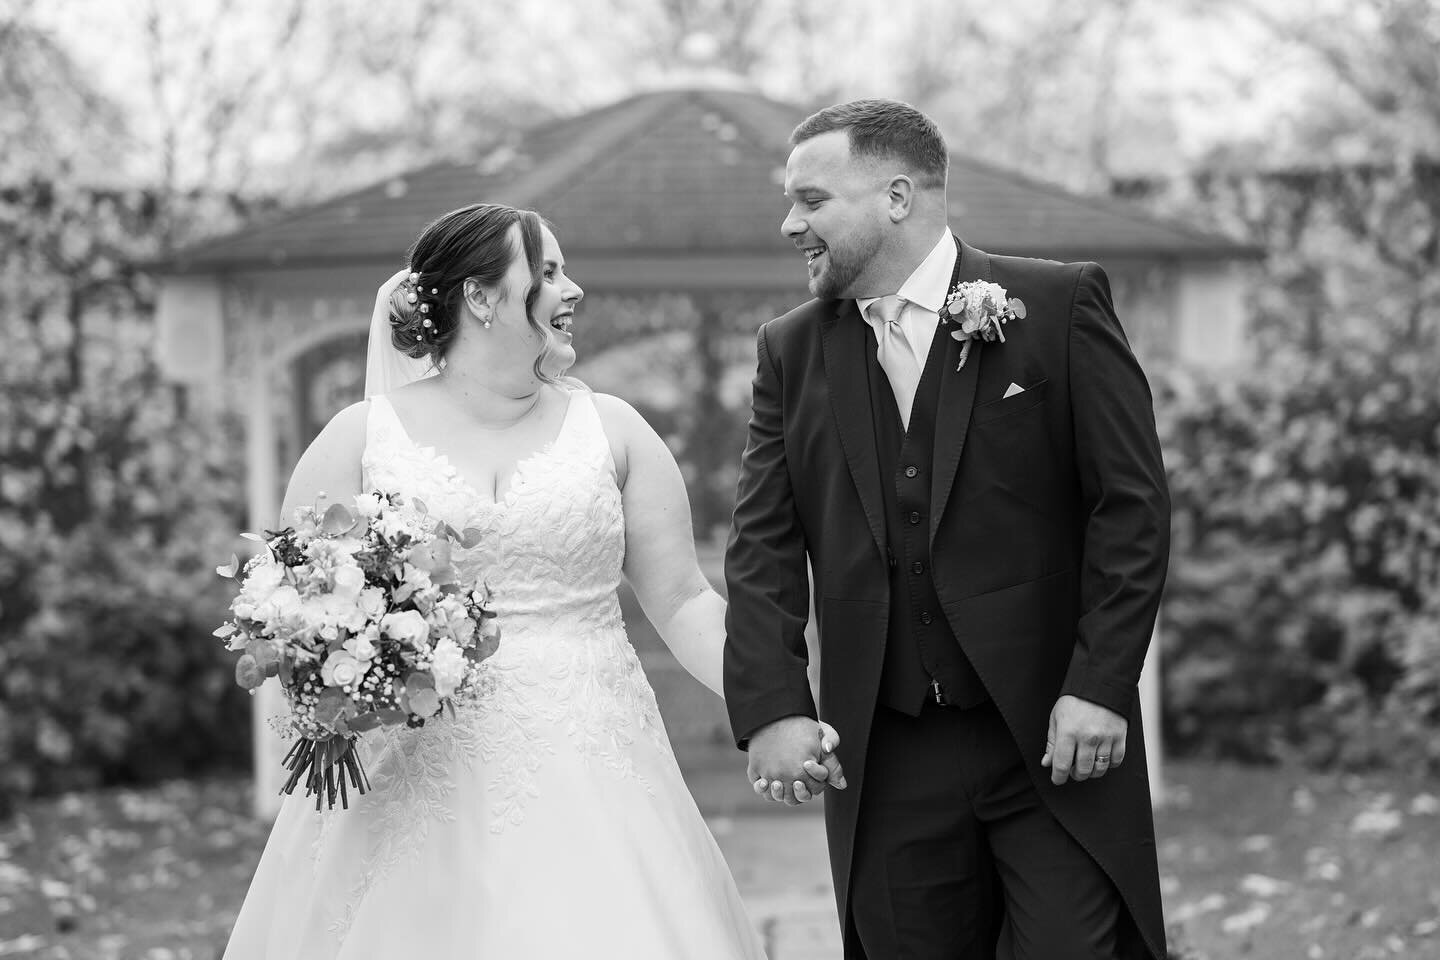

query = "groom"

[723,100,1171,959]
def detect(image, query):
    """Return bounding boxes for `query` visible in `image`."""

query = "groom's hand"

[747,716,847,806]
[1042,695,1127,785]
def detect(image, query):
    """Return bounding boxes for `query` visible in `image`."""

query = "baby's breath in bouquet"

[215,492,499,810]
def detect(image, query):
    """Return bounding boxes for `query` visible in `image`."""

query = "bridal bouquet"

[215,492,499,810]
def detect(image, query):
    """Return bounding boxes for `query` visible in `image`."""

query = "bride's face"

[532,226,584,375]
[481,224,583,379]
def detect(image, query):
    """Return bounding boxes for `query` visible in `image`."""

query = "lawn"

[1,759,1437,959]
[1153,762,1440,959]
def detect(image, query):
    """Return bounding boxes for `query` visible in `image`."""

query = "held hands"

[747,716,847,806]
[1041,694,1128,786]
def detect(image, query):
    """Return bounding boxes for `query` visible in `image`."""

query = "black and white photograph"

[2,1,1438,958]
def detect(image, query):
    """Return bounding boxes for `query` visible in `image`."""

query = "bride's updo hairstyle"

[387,202,546,364]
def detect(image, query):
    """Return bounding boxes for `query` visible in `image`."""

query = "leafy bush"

[0,181,253,814]
[1123,160,1440,771]
[1158,350,1440,770]
[0,361,249,813]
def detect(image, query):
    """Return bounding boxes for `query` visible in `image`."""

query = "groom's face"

[781,130,889,300]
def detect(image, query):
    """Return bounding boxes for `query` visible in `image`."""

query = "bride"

[222,202,845,958]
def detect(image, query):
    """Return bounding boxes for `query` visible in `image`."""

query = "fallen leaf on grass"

[1409,793,1439,817]
[0,864,31,894]
[39,879,70,899]
[0,937,47,956]
[1240,874,1292,898]
[1304,846,1344,882]
[1172,893,1227,923]
[1293,787,1318,815]
[91,828,143,851]
[58,794,89,817]
[1222,902,1272,935]
[1166,784,1194,808]
[117,792,182,823]
[1239,834,1274,853]
[1351,806,1403,838]
[96,935,127,954]
[1354,907,1384,928]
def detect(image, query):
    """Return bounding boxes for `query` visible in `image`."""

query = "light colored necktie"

[868,295,920,428]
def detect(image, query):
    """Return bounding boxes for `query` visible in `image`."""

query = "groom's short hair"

[791,99,949,189]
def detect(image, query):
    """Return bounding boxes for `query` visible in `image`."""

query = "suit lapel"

[929,240,992,548]
[821,299,887,564]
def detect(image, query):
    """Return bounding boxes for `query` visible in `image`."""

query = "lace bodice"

[364,389,625,637]
[320,390,670,937]
[360,389,669,810]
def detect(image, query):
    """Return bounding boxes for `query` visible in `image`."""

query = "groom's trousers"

[850,699,1124,960]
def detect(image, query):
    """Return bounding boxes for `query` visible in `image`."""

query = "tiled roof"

[168,88,1258,271]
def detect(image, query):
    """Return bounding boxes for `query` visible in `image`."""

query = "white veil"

[363,268,440,399]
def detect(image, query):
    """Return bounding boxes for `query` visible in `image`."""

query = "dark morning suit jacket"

[724,240,1171,959]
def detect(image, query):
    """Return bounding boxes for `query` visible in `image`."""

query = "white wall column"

[1140,622,1163,806]
[1175,261,1248,371]
[154,276,226,408]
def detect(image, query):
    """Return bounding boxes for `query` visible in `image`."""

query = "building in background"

[157,87,1261,815]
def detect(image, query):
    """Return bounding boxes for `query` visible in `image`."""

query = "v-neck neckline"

[374,391,577,509]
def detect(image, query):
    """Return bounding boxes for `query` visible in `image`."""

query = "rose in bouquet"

[215,491,499,810]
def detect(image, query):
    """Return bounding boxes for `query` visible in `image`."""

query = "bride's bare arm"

[277,401,369,527]
[596,394,727,696]
[597,393,844,791]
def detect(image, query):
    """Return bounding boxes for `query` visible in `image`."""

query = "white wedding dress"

[223,390,766,959]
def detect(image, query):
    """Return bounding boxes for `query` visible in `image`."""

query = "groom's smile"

[781,129,891,300]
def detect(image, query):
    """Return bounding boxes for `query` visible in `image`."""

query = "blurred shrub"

[0,181,252,814]
[1158,351,1440,770]
[0,361,249,813]
[1123,160,1440,770]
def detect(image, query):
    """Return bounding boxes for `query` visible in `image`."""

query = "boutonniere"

[938,281,1026,371]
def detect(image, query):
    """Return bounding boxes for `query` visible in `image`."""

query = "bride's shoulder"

[588,393,664,487]
[305,399,372,459]
[282,400,371,520]
[590,392,651,437]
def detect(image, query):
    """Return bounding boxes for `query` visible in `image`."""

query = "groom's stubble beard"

[811,227,884,300]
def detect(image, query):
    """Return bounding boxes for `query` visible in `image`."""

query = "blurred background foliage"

[1137,158,1440,771]
[1,0,1438,808]
[0,183,266,816]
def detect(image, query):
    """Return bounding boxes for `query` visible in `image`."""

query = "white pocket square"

[1003,382,1025,399]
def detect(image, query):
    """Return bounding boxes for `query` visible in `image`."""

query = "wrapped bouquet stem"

[280,735,370,811]
[216,492,500,810]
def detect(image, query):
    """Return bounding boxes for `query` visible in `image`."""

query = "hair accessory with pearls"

[394,268,439,340]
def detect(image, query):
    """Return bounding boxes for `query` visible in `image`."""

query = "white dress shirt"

[856,228,958,419]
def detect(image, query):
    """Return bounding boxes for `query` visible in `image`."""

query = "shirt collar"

[856,227,956,320]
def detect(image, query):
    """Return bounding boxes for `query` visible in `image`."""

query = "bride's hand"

[795,721,846,801]
[817,720,840,755]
